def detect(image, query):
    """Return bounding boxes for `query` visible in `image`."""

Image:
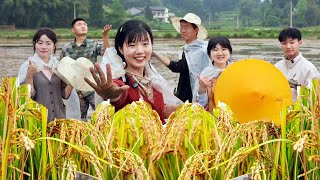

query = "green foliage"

[144,5,153,21]
[105,0,128,29]
[2,0,320,28]
[89,0,105,27]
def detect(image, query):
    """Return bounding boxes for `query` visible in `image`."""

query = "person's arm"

[197,76,211,107]
[84,63,130,102]
[152,51,171,66]
[152,51,186,73]
[24,60,37,96]
[64,84,73,99]
[102,24,112,54]
[197,92,208,107]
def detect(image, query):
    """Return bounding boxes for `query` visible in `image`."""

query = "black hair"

[278,27,301,42]
[114,20,153,62]
[71,18,86,27]
[207,36,232,57]
[32,28,57,53]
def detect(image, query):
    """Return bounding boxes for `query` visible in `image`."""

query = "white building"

[127,6,175,23]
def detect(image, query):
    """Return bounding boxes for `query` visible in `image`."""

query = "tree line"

[0,0,319,29]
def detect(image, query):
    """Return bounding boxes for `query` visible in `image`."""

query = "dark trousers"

[77,91,95,119]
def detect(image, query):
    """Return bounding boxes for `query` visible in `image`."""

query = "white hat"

[171,13,208,40]
[55,57,95,91]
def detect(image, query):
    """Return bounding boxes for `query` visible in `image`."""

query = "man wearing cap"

[153,13,211,103]
[61,18,111,120]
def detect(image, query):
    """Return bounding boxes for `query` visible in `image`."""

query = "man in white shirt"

[275,27,320,102]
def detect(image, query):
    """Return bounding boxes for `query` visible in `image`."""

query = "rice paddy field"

[0,75,319,179]
[0,38,319,179]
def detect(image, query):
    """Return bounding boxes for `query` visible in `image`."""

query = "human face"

[179,21,198,44]
[35,35,55,61]
[280,38,301,60]
[120,34,152,76]
[210,43,230,68]
[72,20,88,36]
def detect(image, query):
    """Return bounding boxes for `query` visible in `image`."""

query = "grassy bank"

[1,26,320,40]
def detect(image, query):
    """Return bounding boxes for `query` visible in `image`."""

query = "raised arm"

[84,63,129,102]
[152,51,186,73]
[102,25,112,52]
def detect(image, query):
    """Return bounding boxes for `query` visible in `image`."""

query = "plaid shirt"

[60,38,103,63]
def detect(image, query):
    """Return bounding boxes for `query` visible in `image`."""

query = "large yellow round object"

[214,59,292,125]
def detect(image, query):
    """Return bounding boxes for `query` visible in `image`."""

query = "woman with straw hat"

[153,13,211,103]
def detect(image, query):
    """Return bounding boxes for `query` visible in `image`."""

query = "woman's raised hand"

[198,75,211,94]
[84,63,129,101]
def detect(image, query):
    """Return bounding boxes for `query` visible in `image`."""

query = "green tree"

[305,0,320,26]
[296,0,307,26]
[145,5,153,21]
[238,0,259,28]
[261,1,281,27]
[89,0,105,27]
[107,0,127,28]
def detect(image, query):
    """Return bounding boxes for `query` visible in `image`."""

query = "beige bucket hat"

[171,13,208,40]
[55,57,95,91]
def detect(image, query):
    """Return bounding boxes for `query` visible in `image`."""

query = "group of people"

[18,12,320,124]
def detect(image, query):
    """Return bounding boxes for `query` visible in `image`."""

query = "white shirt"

[275,53,320,102]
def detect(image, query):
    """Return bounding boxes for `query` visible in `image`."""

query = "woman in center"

[85,20,179,124]
[197,36,233,112]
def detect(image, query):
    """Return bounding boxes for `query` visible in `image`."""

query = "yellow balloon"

[214,59,292,125]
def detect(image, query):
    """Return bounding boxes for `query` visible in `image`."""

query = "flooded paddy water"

[1,38,320,88]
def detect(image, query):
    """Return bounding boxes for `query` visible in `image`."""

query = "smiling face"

[35,34,55,61]
[72,20,88,36]
[210,43,230,68]
[179,21,198,44]
[280,38,301,60]
[120,34,153,75]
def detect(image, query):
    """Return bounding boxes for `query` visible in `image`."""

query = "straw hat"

[171,13,208,40]
[56,57,94,91]
[214,59,292,126]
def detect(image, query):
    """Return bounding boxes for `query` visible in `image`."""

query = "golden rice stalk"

[108,100,163,160]
[91,100,115,131]
[151,103,216,162]
[213,103,236,135]
[111,148,149,179]
[214,121,278,166]
[293,130,319,152]
[74,145,103,179]
[48,119,108,151]
[250,159,266,180]
[178,150,216,179]
[47,119,113,163]
[10,128,35,151]
[312,79,320,136]
[308,155,320,163]
[61,159,77,180]
[225,147,253,180]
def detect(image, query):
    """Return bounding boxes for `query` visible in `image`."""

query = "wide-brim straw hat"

[56,57,94,91]
[214,59,292,126]
[171,13,208,40]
